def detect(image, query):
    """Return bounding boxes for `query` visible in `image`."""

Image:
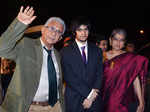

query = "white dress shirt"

[75,39,88,61]
[33,39,60,102]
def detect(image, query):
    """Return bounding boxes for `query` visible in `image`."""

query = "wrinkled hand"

[82,98,93,109]
[136,103,144,112]
[94,89,100,93]
[17,6,36,25]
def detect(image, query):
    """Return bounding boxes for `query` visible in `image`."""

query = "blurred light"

[140,29,144,34]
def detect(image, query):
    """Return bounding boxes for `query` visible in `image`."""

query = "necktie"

[81,46,87,64]
[44,47,57,107]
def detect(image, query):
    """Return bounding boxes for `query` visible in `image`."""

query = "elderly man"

[0,6,65,112]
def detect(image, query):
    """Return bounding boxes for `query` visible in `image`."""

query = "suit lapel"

[72,41,93,67]
[33,38,43,87]
[54,49,61,77]
[53,51,62,77]
[87,42,93,68]
[72,41,86,66]
[53,49,64,109]
[53,49,63,90]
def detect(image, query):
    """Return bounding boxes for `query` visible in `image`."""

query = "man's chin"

[47,39,57,44]
[80,40,87,42]
[47,41,57,45]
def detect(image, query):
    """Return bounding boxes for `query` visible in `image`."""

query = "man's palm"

[17,6,36,25]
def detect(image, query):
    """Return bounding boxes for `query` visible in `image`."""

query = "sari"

[101,52,149,112]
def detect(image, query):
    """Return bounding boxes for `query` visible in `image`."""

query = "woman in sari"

[101,28,149,112]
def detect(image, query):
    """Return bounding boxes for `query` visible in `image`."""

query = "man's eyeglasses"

[45,26,63,36]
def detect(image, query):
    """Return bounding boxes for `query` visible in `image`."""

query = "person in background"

[95,34,108,62]
[0,58,15,99]
[63,36,73,47]
[0,6,65,112]
[101,28,149,112]
[125,40,136,53]
[0,75,2,105]
[61,17,103,112]
[96,34,108,52]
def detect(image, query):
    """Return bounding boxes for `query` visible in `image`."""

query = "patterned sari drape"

[101,53,148,112]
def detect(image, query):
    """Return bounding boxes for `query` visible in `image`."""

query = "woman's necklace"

[107,50,126,69]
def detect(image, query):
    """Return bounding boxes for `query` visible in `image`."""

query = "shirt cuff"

[87,89,94,99]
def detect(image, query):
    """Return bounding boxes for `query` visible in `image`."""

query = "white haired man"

[0,6,65,112]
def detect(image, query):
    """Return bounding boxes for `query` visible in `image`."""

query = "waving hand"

[17,6,36,25]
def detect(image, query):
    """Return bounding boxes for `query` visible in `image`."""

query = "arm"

[83,48,103,109]
[87,48,103,101]
[93,48,103,90]
[0,6,36,60]
[133,76,144,112]
[61,52,91,98]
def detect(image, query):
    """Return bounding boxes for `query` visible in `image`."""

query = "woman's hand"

[136,103,144,112]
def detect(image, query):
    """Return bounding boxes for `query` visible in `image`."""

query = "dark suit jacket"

[0,19,64,112]
[61,41,103,112]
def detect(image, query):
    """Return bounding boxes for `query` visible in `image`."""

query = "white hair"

[44,17,66,34]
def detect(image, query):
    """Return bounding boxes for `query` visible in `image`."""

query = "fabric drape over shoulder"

[101,52,149,112]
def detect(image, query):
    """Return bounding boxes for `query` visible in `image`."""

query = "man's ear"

[41,26,45,34]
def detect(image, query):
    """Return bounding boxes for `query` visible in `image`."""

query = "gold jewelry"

[110,61,115,69]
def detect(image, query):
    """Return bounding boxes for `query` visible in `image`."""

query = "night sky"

[0,0,150,50]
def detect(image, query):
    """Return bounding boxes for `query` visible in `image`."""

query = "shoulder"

[127,52,148,59]
[19,36,40,42]
[54,48,59,54]
[88,42,102,51]
[88,42,97,48]
[16,36,39,47]
[126,52,149,64]
[88,42,103,58]
[136,54,149,62]
[54,48,61,58]
[61,44,72,51]
[60,43,73,56]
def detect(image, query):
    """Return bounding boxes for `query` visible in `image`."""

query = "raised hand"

[17,6,36,25]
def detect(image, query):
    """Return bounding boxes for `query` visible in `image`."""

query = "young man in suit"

[0,6,65,112]
[61,17,103,112]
